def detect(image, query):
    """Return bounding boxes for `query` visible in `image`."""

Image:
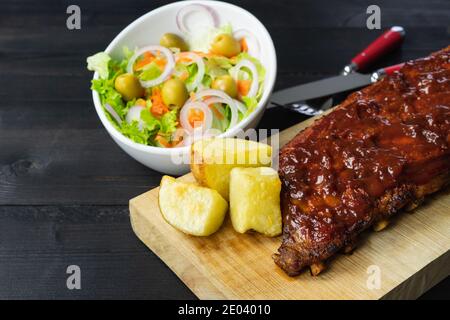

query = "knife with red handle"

[342,26,406,75]
[270,62,406,111]
[370,62,405,82]
[269,26,406,115]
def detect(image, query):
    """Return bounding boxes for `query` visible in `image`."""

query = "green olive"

[114,73,145,101]
[161,78,188,108]
[159,33,189,51]
[210,33,241,58]
[212,75,238,98]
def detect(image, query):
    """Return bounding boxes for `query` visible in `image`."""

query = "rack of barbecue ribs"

[275,46,450,277]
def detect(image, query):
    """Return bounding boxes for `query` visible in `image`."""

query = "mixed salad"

[87,12,265,148]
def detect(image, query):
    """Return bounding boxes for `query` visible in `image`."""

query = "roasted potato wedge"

[190,138,272,200]
[158,176,228,236]
[229,167,282,237]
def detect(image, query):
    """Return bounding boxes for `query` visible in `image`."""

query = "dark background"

[0,0,449,299]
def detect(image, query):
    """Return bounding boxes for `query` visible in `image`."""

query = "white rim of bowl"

[92,0,277,155]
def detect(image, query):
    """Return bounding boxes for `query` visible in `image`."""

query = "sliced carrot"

[134,51,167,72]
[150,88,169,117]
[209,104,224,120]
[237,79,252,96]
[177,57,191,64]
[155,135,171,148]
[179,70,189,81]
[151,103,169,117]
[176,53,194,63]
[188,109,204,128]
[154,56,167,69]
[134,51,155,71]
[240,38,248,52]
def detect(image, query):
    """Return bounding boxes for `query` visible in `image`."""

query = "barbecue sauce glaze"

[279,50,449,248]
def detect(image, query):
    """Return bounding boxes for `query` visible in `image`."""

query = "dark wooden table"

[1,0,449,299]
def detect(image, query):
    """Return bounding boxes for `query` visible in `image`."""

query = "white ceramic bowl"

[92,0,277,175]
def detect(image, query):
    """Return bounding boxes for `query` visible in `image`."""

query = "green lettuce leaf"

[120,47,134,70]
[91,78,124,116]
[140,108,161,132]
[242,96,258,117]
[174,63,189,79]
[211,104,230,132]
[89,48,137,123]
[139,61,162,81]
[120,121,150,145]
[87,52,111,79]
[206,56,233,69]
[87,47,187,147]
[160,109,178,134]
[202,74,213,87]
[204,57,230,81]
[186,63,199,85]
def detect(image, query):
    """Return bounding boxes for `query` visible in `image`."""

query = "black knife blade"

[269,72,374,107]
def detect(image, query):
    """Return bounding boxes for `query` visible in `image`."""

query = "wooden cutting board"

[129,115,450,300]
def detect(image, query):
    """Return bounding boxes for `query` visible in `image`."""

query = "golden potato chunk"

[158,176,228,236]
[190,138,272,200]
[229,167,282,237]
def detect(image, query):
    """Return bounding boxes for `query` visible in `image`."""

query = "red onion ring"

[175,52,205,91]
[104,103,122,125]
[231,59,259,98]
[170,128,186,148]
[190,89,239,129]
[126,45,175,88]
[204,97,226,118]
[176,4,219,34]
[204,95,247,115]
[233,99,248,114]
[179,101,213,133]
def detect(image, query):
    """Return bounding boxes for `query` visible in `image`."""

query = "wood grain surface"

[129,117,450,300]
[1,0,449,299]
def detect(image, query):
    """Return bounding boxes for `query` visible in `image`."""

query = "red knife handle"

[380,63,405,75]
[371,63,405,82]
[351,26,405,71]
